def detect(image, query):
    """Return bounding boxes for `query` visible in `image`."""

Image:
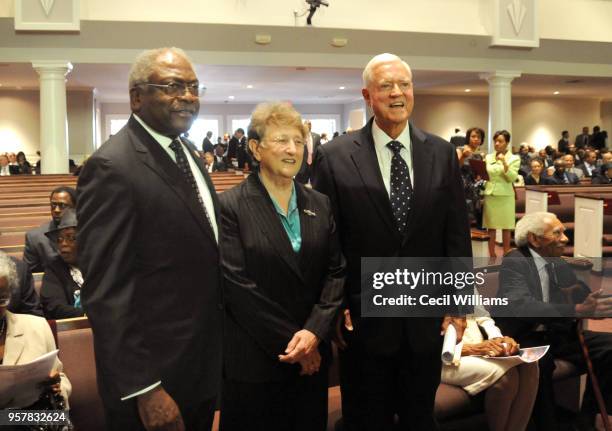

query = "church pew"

[574,194,612,269]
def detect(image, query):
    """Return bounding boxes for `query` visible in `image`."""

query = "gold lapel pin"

[303,209,316,217]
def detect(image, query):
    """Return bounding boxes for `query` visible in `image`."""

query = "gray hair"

[514,212,557,247]
[0,251,17,299]
[128,47,195,89]
[362,53,412,87]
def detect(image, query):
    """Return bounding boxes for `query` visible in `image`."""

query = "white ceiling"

[0,62,611,104]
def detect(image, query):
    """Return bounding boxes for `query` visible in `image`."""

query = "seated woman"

[16,151,32,175]
[40,209,85,319]
[441,313,538,431]
[0,251,72,410]
[524,158,554,185]
[219,102,344,431]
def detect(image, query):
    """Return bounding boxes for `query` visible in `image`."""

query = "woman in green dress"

[483,130,520,257]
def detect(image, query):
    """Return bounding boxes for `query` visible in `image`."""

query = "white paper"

[471,345,550,366]
[0,349,59,408]
[441,324,457,365]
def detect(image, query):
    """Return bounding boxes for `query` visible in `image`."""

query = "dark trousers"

[339,319,443,431]
[104,396,216,431]
[220,372,328,431]
[520,329,612,431]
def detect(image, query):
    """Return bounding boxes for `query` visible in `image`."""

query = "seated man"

[496,212,612,430]
[592,163,612,184]
[40,209,85,319]
[549,159,579,185]
[23,186,77,273]
[7,257,43,317]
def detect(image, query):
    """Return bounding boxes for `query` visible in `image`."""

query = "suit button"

[217,303,224,310]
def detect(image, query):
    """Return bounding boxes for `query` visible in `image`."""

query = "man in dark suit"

[549,159,580,185]
[496,212,612,430]
[295,120,321,184]
[202,131,214,153]
[557,130,570,154]
[578,150,598,178]
[77,47,223,431]
[23,186,77,273]
[575,126,590,149]
[227,128,249,169]
[449,128,466,147]
[312,53,471,430]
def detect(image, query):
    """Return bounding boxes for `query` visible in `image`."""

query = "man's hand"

[298,349,322,376]
[137,386,185,431]
[333,309,353,350]
[576,289,612,318]
[441,316,467,343]
[279,329,320,364]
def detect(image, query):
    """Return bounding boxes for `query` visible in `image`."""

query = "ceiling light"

[331,38,348,48]
[464,89,471,93]
[553,91,560,95]
[228,96,235,100]
[246,85,253,89]
[339,86,345,90]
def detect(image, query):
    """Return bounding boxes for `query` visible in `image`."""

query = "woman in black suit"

[219,102,345,431]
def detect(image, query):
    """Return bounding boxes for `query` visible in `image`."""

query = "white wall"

[0,89,95,162]
[343,99,366,131]
[2,0,610,43]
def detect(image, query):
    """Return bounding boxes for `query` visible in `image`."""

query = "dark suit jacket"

[40,256,85,319]
[77,115,223,410]
[219,174,344,382]
[578,162,597,178]
[23,221,59,273]
[295,132,321,184]
[557,139,569,154]
[495,247,587,339]
[8,257,43,317]
[524,174,555,185]
[575,133,590,149]
[592,174,612,184]
[202,137,214,154]
[312,119,471,355]
[550,171,580,184]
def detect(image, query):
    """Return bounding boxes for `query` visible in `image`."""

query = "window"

[104,115,130,144]
[228,116,251,136]
[188,117,221,149]
[302,116,341,139]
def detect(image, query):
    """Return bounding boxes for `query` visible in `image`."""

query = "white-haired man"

[78,47,222,431]
[496,212,612,430]
[312,53,471,430]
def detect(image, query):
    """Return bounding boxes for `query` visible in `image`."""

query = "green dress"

[482,152,520,229]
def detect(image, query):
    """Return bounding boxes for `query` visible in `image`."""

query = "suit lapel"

[519,247,544,301]
[350,120,398,238]
[402,124,434,246]
[244,175,304,283]
[127,117,217,243]
[296,183,316,276]
[3,312,25,365]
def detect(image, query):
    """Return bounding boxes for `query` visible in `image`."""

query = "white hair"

[0,251,17,300]
[362,53,412,87]
[128,47,195,89]
[514,212,557,247]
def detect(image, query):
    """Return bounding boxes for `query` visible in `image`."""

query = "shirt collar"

[372,120,411,154]
[528,247,548,271]
[258,173,298,218]
[133,114,175,149]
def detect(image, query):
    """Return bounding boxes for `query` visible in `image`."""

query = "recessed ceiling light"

[246,85,253,89]
[553,91,560,95]
[339,86,345,90]
[464,89,471,93]
[228,95,235,100]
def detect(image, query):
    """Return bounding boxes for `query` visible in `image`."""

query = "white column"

[479,71,521,153]
[32,61,73,174]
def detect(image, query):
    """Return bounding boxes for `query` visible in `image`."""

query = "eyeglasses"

[135,82,206,97]
[50,202,71,210]
[263,136,305,149]
[57,235,77,244]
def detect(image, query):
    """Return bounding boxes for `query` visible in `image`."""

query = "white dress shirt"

[0,165,10,176]
[372,120,413,197]
[529,248,550,303]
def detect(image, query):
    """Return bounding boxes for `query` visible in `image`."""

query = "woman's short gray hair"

[514,212,556,247]
[128,47,195,89]
[362,53,412,87]
[0,251,17,299]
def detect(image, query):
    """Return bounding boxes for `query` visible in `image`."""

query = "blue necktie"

[387,141,413,233]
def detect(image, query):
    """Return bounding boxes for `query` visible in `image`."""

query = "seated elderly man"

[592,163,612,184]
[40,209,85,319]
[549,158,580,185]
[0,251,72,410]
[496,212,612,431]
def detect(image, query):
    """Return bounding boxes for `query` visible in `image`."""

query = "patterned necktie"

[387,140,413,233]
[169,138,214,232]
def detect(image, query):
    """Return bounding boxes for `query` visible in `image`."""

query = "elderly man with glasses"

[77,47,222,431]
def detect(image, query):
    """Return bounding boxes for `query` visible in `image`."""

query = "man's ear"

[362,88,371,106]
[527,232,540,249]
[129,87,142,113]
